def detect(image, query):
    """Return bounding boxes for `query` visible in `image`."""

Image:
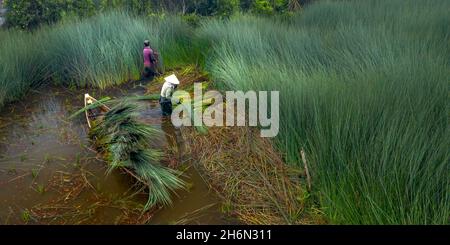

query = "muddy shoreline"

[0,82,230,224]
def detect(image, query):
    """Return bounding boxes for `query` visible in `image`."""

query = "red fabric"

[143,47,154,67]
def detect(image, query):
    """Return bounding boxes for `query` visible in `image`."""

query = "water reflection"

[0,83,229,224]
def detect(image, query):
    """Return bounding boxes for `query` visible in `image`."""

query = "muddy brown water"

[0,81,231,224]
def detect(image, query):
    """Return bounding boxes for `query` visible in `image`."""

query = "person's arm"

[150,50,157,64]
[161,83,168,97]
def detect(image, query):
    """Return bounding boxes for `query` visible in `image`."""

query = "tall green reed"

[200,0,450,224]
[0,30,51,107]
[0,11,198,105]
[46,12,197,88]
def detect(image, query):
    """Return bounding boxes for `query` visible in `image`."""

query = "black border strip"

[1,225,448,243]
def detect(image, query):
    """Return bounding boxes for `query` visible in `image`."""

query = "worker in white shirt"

[159,74,180,116]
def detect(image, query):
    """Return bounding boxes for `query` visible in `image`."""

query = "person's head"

[144,40,150,47]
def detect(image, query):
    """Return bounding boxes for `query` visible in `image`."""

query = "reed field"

[200,0,450,224]
[0,11,197,107]
[0,30,51,107]
[0,0,448,224]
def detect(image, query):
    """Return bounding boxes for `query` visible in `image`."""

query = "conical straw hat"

[164,74,180,85]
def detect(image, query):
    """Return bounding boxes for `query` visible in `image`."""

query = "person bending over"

[159,74,180,116]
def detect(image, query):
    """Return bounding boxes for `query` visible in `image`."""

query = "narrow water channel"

[0,81,230,224]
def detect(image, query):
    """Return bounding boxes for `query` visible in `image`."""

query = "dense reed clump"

[0,11,198,106]
[90,100,185,210]
[200,0,450,224]
[46,12,196,88]
[0,30,51,107]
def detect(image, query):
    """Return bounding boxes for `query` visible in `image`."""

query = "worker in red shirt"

[143,40,157,78]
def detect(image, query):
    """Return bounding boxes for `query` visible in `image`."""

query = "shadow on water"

[0,80,231,224]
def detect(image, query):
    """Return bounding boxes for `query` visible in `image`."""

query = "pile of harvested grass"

[182,126,322,225]
[90,100,185,210]
[146,65,209,95]
[147,67,319,224]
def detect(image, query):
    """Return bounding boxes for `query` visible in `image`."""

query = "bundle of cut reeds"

[89,100,185,210]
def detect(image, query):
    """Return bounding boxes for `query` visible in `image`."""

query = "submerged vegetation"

[1,0,449,224]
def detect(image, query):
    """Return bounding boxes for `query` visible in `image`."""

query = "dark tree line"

[3,0,313,30]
